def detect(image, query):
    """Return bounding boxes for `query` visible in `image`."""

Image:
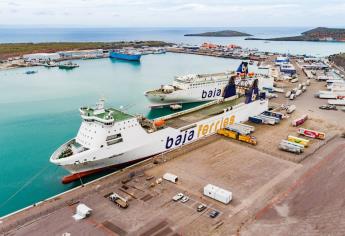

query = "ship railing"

[50,139,75,160]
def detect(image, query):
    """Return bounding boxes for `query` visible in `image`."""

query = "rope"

[0,164,51,210]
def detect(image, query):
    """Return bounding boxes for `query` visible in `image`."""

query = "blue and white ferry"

[109,49,141,61]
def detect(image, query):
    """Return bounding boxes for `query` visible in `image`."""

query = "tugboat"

[58,61,79,69]
[109,49,141,61]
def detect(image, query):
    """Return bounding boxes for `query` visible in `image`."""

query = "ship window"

[107,138,123,146]
[106,133,122,141]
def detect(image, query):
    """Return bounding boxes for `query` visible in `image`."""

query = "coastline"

[0,41,172,71]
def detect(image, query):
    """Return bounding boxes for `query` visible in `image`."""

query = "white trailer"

[204,184,232,204]
[226,123,255,135]
[279,140,304,154]
[258,114,280,124]
[163,173,179,183]
[328,99,345,106]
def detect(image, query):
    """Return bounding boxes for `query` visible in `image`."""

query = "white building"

[23,53,60,62]
[58,49,104,58]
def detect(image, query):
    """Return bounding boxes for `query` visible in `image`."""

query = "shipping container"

[249,116,263,124]
[203,184,232,204]
[291,115,308,127]
[279,140,304,154]
[258,114,280,124]
[287,135,310,147]
[262,111,284,120]
[297,128,326,140]
[217,129,238,139]
[286,105,296,114]
[226,123,254,135]
[238,134,257,145]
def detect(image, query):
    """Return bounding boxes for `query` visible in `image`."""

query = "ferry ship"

[50,86,268,184]
[145,62,272,105]
[109,49,141,61]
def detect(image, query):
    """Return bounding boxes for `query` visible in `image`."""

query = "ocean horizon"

[1,26,345,56]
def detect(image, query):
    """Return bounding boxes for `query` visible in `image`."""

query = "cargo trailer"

[287,135,310,147]
[279,140,304,154]
[297,128,325,140]
[204,184,232,204]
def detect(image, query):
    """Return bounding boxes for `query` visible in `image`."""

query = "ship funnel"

[96,98,105,110]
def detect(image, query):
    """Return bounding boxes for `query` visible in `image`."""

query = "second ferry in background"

[145,62,273,105]
[110,49,142,61]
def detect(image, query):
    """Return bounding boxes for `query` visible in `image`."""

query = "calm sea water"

[0,53,246,216]
[1,27,345,56]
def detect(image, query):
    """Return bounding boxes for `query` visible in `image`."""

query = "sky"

[0,0,345,27]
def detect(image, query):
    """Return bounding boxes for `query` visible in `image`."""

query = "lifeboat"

[154,119,165,127]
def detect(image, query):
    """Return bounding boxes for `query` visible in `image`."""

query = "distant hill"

[245,27,345,42]
[185,30,252,37]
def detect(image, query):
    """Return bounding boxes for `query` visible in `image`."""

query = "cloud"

[34,11,55,16]
[0,0,344,27]
[8,2,20,6]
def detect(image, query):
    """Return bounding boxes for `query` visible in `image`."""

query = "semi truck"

[217,129,257,145]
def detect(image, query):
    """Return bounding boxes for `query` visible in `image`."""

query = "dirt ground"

[240,138,345,236]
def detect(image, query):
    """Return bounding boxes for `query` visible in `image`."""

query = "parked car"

[197,204,207,212]
[181,196,189,203]
[209,210,220,218]
[319,105,337,110]
[172,193,184,201]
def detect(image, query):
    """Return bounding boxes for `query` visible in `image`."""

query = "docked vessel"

[50,86,268,184]
[145,62,272,105]
[58,61,79,69]
[44,61,58,68]
[109,49,141,61]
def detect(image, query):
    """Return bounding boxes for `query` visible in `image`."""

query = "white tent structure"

[72,204,92,221]
[163,173,178,183]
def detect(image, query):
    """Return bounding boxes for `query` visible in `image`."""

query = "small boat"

[25,70,37,75]
[59,61,79,69]
[44,62,58,67]
[153,48,166,54]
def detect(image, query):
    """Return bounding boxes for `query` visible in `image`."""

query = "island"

[329,53,345,71]
[185,30,252,37]
[245,27,345,42]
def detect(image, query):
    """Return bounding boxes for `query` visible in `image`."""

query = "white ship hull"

[50,99,268,175]
[145,85,225,105]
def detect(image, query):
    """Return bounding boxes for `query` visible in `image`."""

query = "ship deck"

[81,107,133,122]
[165,96,245,128]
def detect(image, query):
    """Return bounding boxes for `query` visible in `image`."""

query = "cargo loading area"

[0,134,299,236]
[1,117,344,235]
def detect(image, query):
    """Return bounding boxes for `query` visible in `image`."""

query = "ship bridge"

[79,99,133,125]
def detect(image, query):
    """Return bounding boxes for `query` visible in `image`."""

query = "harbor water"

[0,53,244,217]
